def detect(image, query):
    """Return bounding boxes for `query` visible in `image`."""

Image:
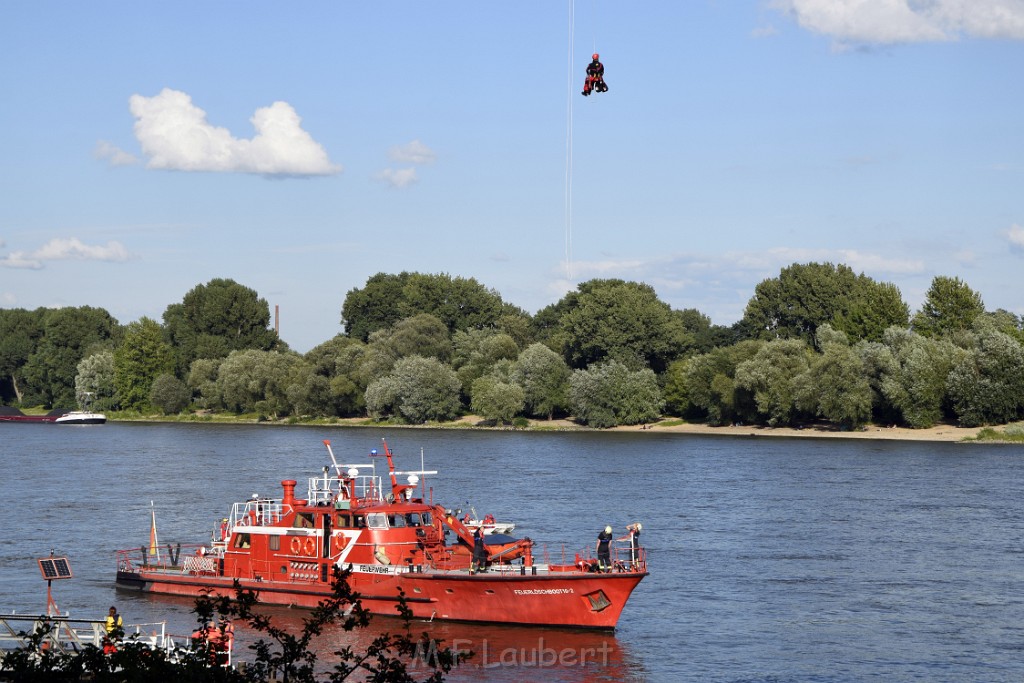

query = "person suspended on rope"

[582,53,608,96]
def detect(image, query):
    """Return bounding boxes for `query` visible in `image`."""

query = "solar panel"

[38,557,73,580]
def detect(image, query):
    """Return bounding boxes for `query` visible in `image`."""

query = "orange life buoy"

[290,537,302,554]
[333,534,349,553]
[305,537,316,556]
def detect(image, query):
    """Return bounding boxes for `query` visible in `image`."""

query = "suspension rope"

[564,0,575,282]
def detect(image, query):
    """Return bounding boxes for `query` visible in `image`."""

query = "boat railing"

[117,544,206,573]
[306,473,383,506]
[230,499,290,528]
[0,614,174,655]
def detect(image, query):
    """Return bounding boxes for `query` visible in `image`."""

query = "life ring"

[290,537,302,554]
[333,534,349,553]
[304,537,316,556]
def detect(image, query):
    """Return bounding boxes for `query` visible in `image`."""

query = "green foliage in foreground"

[0,567,468,683]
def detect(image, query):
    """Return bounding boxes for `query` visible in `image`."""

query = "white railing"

[306,473,383,506]
[228,499,290,528]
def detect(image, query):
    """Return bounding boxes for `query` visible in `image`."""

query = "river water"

[2,422,1023,682]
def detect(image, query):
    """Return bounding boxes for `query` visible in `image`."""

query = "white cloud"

[0,252,42,269]
[94,140,138,166]
[1007,223,1024,251]
[771,0,1024,45]
[724,246,923,274]
[128,88,341,176]
[0,238,130,269]
[374,167,418,188]
[388,140,436,165]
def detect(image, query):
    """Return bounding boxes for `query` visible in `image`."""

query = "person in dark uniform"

[582,53,608,96]
[596,525,613,571]
[471,527,487,574]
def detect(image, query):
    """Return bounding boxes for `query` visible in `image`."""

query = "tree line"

[2,265,1022,429]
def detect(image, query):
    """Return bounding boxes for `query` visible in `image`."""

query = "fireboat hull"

[115,566,646,630]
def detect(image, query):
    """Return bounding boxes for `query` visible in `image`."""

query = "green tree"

[75,350,117,411]
[287,373,335,417]
[947,329,1024,426]
[452,329,519,395]
[216,349,306,417]
[740,262,909,345]
[559,279,689,372]
[163,278,281,375]
[330,343,371,416]
[808,330,874,429]
[855,338,900,425]
[976,309,1024,346]
[365,355,462,424]
[911,275,985,338]
[510,343,571,419]
[681,341,763,425]
[341,272,413,341]
[149,373,192,415]
[341,271,522,341]
[470,375,525,424]
[377,314,453,363]
[674,308,735,354]
[568,360,663,428]
[22,306,119,408]
[302,336,374,417]
[831,281,910,343]
[115,317,176,411]
[734,339,815,427]
[880,328,964,428]
[187,357,223,410]
[400,272,522,334]
[662,358,691,417]
[0,307,44,404]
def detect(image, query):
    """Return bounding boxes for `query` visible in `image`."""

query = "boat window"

[366,513,388,529]
[234,533,251,549]
[353,515,366,528]
[335,513,352,528]
[405,513,422,527]
[387,514,406,528]
[269,535,280,551]
[293,513,315,529]
[421,512,432,526]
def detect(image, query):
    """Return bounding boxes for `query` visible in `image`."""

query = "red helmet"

[592,53,599,60]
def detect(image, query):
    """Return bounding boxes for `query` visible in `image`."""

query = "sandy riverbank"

[611,421,984,442]
[447,416,988,442]
[118,413,1006,443]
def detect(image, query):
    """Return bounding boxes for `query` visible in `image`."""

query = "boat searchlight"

[347,467,359,479]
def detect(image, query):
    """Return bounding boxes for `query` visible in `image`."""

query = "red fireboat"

[115,439,648,630]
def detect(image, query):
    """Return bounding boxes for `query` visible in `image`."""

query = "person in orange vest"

[215,616,234,665]
[103,606,123,654]
[192,620,224,662]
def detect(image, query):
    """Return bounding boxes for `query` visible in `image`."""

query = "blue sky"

[2,1,1022,352]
